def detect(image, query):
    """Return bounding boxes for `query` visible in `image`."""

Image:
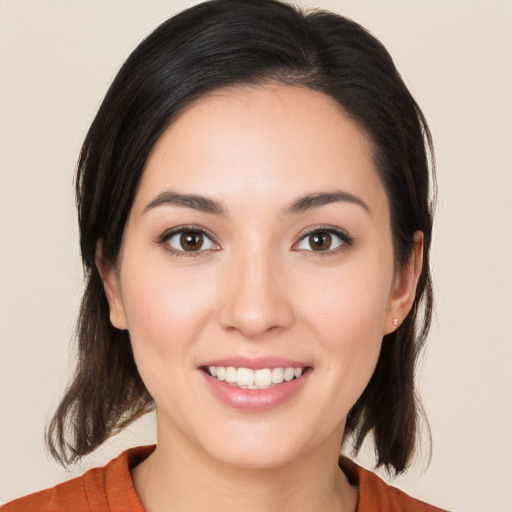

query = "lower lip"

[201,370,311,412]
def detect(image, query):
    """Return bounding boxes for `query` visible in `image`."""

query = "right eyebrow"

[284,190,370,215]
[143,190,227,216]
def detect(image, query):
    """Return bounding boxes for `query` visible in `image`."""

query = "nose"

[218,249,295,340]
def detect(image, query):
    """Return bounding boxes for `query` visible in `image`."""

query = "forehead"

[135,84,388,218]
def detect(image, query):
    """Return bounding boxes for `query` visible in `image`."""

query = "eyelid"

[156,225,221,256]
[293,225,354,254]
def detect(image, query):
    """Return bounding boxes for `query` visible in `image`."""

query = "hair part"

[46,0,435,475]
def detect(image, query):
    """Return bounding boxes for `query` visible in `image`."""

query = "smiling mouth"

[201,366,310,390]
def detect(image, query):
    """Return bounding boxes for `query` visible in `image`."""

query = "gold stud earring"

[392,318,399,326]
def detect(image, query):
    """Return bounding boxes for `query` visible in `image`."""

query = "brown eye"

[296,228,348,253]
[309,232,332,251]
[180,231,204,251]
[165,229,218,253]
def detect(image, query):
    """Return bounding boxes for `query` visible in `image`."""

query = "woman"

[3,0,446,510]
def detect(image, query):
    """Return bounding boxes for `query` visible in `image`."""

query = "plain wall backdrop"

[1,1,511,510]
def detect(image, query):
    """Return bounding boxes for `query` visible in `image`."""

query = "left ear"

[95,240,128,330]
[385,231,424,334]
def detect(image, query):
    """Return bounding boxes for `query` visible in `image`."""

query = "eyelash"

[293,226,354,256]
[156,225,220,258]
[156,225,354,258]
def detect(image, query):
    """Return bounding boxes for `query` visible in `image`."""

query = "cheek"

[297,259,393,404]
[118,255,218,362]
[300,263,393,344]
[318,283,385,375]
[118,257,222,415]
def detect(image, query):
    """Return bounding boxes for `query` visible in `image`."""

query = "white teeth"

[237,367,254,386]
[207,365,306,389]
[225,366,237,383]
[283,367,295,381]
[255,368,272,386]
[271,367,284,383]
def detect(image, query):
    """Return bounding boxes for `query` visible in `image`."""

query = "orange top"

[2,446,448,511]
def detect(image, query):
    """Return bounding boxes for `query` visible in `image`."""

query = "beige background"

[1,1,511,510]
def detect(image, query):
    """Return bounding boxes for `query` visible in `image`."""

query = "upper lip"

[199,356,311,370]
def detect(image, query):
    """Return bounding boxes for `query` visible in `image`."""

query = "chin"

[193,419,325,471]
[208,442,301,470]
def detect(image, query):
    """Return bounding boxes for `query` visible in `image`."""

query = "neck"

[132,417,357,512]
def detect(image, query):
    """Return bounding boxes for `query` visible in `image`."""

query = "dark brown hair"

[46,0,435,475]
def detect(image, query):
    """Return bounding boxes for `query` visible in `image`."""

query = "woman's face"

[101,84,418,469]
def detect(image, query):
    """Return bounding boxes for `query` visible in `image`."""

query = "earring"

[392,318,399,326]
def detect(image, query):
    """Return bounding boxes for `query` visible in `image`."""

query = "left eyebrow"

[284,190,370,215]
[143,190,227,216]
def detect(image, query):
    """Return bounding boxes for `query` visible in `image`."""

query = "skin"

[98,84,422,512]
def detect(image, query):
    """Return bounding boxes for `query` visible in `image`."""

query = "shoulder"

[1,446,155,512]
[2,469,93,512]
[340,457,450,512]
